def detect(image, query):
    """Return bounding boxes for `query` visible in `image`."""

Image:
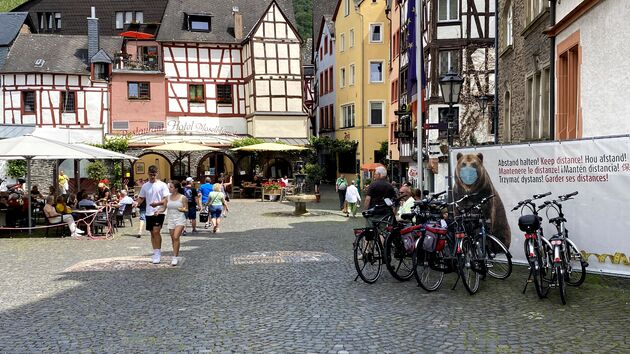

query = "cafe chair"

[254,187,263,199]
[231,186,242,199]
[45,216,68,238]
[93,211,110,235]
[116,204,133,227]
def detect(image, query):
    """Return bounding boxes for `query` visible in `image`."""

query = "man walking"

[364,166,396,211]
[335,175,348,211]
[135,165,170,264]
[183,177,201,233]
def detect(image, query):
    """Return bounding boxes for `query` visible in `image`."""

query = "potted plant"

[303,163,325,202]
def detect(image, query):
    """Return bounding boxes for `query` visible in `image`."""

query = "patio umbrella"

[360,162,385,171]
[119,31,155,40]
[231,142,307,152]
[0,135,96,232]
[71,143,138,160]
[145,142,221,177]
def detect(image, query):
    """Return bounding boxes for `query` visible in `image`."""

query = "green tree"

[292,0,313,39]
[87,160,108,183]
[230,137,264,148]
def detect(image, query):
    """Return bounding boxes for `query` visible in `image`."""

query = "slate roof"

[157,0,296,43]
[311,0,337,50]
[0,12,29,46]
[2,34,123,74]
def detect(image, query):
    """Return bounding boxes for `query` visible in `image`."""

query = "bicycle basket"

[518,215,540,233]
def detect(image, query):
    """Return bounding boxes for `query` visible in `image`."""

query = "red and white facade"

[161,2,307,139]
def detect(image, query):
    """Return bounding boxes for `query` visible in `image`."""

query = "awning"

[0,124,35,139]
[125,134,240,147]
[261,138,309,146]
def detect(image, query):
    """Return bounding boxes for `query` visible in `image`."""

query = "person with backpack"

[336,175,348,212]
[183,177,201,234]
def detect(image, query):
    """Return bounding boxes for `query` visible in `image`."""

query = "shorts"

[186,204,197,219]
[145,214,165,231]
[139,209,146,221]
[209,205,223,218]
[167,214,187,229]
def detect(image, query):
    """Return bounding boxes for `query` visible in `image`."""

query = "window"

[369,101,384,125]
[344,0,350,16]
[61,91,76,113]
[342,104,355,128]
[93,63,109,81]
[339,33,345,52]
[324,35,328,55]
[115,12,124,29]
[125,12,133,24]
[349,64,355,85]
[328,67,333,92]
[112,121,129,131]
[38,13,45,30]
[526,0,546,24]
[47,13,53,29]
[135,12,144,24]
[319,72,324,96]
[340,67,346,88]
[349,29,355,47]
[506,4,513,47]
[217,84,233,104]
[400,67,408,96]
[55,13,61,29]
[438,107,459,138]
[370,24,383,43]
[369,61,383,83]
[392,30,399,58]
[149,121,165,130]
[22,91,36,113]
[189,84,205,103]
[391,79,398,102]
[128,82,150,100]
[439,50,460,76]
[558,43,580,140]
[328,105,334,130]
[189,14,211,32]
[438,0,459,21]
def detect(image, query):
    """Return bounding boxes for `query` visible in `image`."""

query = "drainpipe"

[549,0,556,139]
[357,7,365,172]
[493,0,499,144]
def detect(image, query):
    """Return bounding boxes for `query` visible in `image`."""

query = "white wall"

[555,0,630,137]
[315,22,336,134]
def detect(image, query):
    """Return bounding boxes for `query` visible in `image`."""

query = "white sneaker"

[171,257,179,266]
[152,253,161,264]
[75,228,85,234]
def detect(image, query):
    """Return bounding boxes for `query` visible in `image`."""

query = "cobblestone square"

[1,189,629,353]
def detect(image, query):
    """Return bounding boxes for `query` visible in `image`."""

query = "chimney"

[87,6,100,62]
[233,6,243,40]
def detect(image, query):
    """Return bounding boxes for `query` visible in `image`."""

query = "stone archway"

[134,152,172,182]
[196,152,236,182]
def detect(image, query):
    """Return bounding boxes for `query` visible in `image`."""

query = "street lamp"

[439,69,464,207]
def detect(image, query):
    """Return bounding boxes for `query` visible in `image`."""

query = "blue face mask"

[459,166,478,185]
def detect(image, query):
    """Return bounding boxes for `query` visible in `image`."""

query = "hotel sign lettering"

[165,118,247,135]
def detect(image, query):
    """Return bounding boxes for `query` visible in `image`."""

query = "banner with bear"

[451,135,630,276]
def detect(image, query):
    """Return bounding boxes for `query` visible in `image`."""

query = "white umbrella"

[0,135,96,233]
[71,143,138,160]
[231,142,307,152]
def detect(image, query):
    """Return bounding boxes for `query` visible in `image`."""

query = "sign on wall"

[166,117,247,135]
[452,136,630,276]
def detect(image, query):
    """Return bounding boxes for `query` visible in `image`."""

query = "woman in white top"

[163,181,188,266]
[344,181,361,217]
[42,195,84,237]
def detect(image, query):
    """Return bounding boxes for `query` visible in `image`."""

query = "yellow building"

[333,0,390,175]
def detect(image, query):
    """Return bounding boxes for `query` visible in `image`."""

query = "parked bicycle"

[538,191,588,304]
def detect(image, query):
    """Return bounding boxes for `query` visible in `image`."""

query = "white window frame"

[439,50,460,77]
[438,0,459,22]
[344,0,350,17]
[368,100,385,126]
[349,64,355,85]
[115,12,124,29]
[369,23,383,43]
[369,61,384,83]
[341,103,355,128]
[125,11,133,24]
[135,11,144,24]
[340,67,346,88]
[506,4,513,47]
[339,33,345,52]
[349,29,355,47]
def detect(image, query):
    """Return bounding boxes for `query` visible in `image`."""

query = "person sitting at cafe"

[97,182,111,203]
[0,195,8,209]
[55,195,72,214]
[6,194,23,227]
[78,194,98,209]
[117,190,134,213]
[43,195,84,237]
[30,185,45,205]
[279,176,289,188]
[66,193,78,209]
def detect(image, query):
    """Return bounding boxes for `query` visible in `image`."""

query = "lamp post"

[439,69,464,207]
[477,94,492,135]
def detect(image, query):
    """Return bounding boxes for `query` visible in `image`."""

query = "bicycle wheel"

[353,233,383,284]
[566,243,587,286]
[485,234,512,279]
[524,239,549,299]
[458,238,480,295]
[384,234,414,281]
[413,247,444,291]
[556,265,567,305]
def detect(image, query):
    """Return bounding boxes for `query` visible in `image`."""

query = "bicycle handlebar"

[533,192,552,199]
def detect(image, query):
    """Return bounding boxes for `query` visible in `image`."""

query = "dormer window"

[93,63,110,81]
[186,13,212,32]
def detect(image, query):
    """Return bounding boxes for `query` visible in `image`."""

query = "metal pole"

[447,108,454,208]
[26,157,32,234]
[416,0,424,190]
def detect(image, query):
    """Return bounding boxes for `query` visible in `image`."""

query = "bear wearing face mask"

[454,153,511,248]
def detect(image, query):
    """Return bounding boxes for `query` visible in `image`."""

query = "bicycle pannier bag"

[518,215,540,233]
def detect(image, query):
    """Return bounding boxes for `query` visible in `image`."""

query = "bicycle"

[456,194,513,280]
[513,192,554,299]
[538,191,588,304]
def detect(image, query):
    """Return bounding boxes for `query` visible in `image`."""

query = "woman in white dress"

[164,181,188,266]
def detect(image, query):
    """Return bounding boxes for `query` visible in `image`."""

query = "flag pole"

[415,0,424,192]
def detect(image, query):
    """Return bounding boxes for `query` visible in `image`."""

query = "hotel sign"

[165,117,247,135]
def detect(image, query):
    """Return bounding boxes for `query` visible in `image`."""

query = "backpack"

[184,187,194,203]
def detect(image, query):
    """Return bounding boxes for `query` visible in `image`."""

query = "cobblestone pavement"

[1,185,629,353]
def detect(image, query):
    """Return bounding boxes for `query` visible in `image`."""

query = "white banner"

[452,136,630,276]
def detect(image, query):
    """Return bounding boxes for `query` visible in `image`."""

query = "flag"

[406,0,417,102]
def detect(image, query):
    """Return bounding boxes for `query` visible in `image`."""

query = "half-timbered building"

[421,0,496,191]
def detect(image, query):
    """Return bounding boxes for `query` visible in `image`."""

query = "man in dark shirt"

[364,166,397,211]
